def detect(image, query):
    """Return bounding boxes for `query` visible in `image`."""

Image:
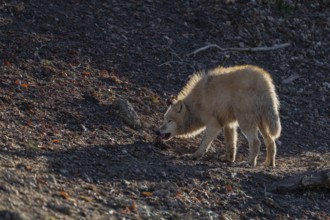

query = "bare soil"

[0,1,329,219]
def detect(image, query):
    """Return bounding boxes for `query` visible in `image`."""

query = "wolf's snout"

[155,130,161,136]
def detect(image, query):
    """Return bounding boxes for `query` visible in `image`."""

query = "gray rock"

[0,210,25,220]
[153,189,171,198]
[47,203,71,216]
[114,98,141,130]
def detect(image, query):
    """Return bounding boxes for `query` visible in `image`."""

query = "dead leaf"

[27,120,33,126]
[100,69,109,78]
[59,191,70,200]
[226,185,233,192]
[36,177,47,185]
[83,71,92,76]
[25,165,32,171]
[109,75,122,84]
[142,191,153,197]
[52,139,60,143]
[151,96,159,104]
[119,207,131,214]
[192,197,201,203]
[21,83,29,89]
[79,195,92,202]
[175,191,184,198]
[4,60,11,66]
[40,59,54,66]
[130,201,137,212]
[15,79,21,85]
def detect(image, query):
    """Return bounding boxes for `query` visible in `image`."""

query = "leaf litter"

[0,1,329,220]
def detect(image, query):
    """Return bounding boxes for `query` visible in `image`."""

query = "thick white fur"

[159,65,281,167]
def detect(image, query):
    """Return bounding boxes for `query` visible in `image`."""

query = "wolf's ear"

[174,100,186,114]
[166,98,174,106]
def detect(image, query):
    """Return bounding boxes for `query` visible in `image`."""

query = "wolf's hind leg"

[245,130,260,167]
[259,123,277,167]
[224,123,237,162]
[190,121,220,159]
[237,115,261,166]
[239,121,260,167]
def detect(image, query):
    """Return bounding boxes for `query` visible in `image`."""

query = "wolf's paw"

[225,158,235,163]
[225,154,236,163]
[248,158,257,167]
[264,160,276,168]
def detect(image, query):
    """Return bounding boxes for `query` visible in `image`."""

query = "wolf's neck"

[178,103,205,138]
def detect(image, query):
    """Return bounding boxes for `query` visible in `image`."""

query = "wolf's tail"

[262,93,281,139]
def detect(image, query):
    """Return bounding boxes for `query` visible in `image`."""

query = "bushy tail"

[262,93,281,138]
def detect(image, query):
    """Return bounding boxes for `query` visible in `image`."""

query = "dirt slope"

[0,1,329,219]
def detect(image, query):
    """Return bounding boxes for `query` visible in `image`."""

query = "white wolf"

[157,65,281,167]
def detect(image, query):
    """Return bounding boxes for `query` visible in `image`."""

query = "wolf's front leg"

[190,122,221,159]
[224,123,237,162]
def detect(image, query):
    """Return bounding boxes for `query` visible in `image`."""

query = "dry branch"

[187,42,291,56]
[267,169,330,193]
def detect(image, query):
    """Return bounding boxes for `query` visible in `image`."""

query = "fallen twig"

[304,59,330,71]
[158,61,184,67]
[267,169,330,193]
[187,42,291,56]
[187,44,225,56]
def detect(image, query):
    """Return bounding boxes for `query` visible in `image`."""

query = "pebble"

[0,184,11,193]
[113,98,142,130]
[47,203,71,216]
[0,210,25,220]
[153,189,171,198]
[48,175,58,186]
[252,204,264,214]
[264,197,276,208]
[59,169,69,175]
[323,82,330,89]
[156,181,178,193]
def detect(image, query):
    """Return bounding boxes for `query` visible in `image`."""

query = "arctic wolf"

[157,65,281,167]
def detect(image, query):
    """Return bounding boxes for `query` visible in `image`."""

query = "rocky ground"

[0,0,329,219]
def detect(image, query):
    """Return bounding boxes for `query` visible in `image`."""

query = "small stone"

[0,210,25,220]
[252,204,264,214]
[122,180,131,186]
[156,181,178,193]
[0,184,11,193]
[48,175,58,185]
[267,16,274,22]
[113,98,142,130]
[48,203,71,216]
[59,169,69,175]
[264,197,276,208]
[282,74,300,84]
[166,199,179,207]
[323,82,330,89]
[83,174,93,183]
[153,189,171,198]
[230,172,237,178]
[161,171,167,178]
[224,0,235,4]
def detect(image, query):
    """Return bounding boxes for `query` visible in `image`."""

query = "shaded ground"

[0,0,329,219]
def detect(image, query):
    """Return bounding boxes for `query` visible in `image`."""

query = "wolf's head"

[157,100,187,141]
